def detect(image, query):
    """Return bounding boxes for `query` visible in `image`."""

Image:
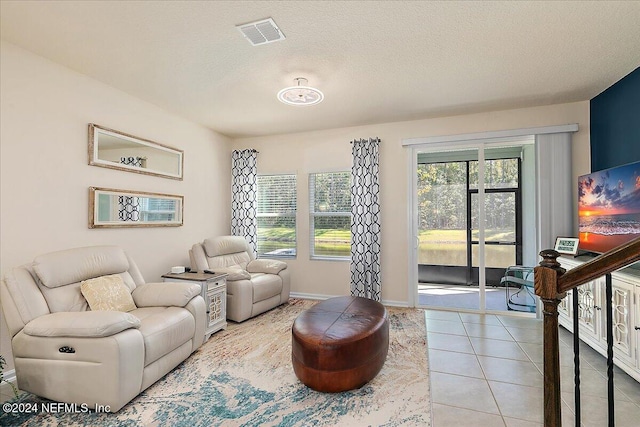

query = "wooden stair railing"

[534,236,640,427]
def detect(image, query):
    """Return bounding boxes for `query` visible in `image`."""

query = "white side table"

[162,271,227,340]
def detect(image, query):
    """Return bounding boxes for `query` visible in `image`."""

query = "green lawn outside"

[419,229,514,267]
[257,227,351,256]
[258,227,514,266]
[257,226,296,255]
[419,229,515,244]
[258,227,296,240]
[314,229,350,256]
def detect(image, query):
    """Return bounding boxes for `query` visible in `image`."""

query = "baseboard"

[290,292,408,308]
[289,292,328,301]
[381,299,409,308]
[1,368,16,384]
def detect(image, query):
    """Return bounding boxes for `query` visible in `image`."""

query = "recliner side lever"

[59,346,75,354]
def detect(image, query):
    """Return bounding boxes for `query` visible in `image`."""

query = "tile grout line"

[462,320,509,426]
[430,402,510,424]
[426,309,640,425]
[504,316,574,425]
[426,311,508,426]
[480,314,557,425]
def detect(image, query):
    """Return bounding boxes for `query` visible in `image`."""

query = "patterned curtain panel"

[350,137,381,301]
[120,156,146,168]
[231,149,258,256]
[118,157,144,221]
[119,196,140,221]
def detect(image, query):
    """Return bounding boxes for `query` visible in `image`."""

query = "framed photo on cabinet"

[554,237,579,255]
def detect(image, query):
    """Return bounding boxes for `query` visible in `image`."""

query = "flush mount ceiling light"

[277,78,324,106]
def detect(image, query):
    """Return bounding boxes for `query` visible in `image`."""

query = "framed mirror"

[89,124,183,180]
[89,187,183,228]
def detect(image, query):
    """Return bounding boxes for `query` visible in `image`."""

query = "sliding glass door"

[418,160,473,277]
[416,146,522,311]
[470,156,522,285]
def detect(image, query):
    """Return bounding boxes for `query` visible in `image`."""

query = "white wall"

[232,101,590,305]
[0,41,232,369]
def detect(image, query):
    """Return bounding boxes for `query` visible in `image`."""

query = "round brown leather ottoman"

[291,296,389,392]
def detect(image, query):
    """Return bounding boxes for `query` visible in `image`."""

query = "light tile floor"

[426,309,640,427]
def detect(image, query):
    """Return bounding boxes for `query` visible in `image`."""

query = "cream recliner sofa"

[0,245,206,412]
[190,236,290,322]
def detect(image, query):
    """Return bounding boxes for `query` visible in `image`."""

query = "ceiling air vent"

[236,18,285,46]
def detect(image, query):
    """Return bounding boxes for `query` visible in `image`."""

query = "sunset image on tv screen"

[578,160,640,254]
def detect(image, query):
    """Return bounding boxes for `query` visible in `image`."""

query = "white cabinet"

[636,290,640,371]
[576,277,602,338]
[606,277,635,366]
[162,271,227,340]
[558,287,572,319]
[558,256,640,382]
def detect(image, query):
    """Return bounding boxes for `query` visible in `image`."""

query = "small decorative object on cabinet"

[554,236,580,255]
[162,271,227,340]
[558,255,640,381]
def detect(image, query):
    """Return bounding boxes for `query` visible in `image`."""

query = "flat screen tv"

[578,160,640,254]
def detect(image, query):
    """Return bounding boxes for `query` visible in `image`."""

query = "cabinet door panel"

[635,287,640,370]
[603,277,634,364]
[576,278,600,338]
[559,292,572,319]
[558,258,577,326]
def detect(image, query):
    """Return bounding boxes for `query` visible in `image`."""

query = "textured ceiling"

[1,1,639,138]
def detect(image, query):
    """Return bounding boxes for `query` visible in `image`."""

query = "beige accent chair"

[0,246,206,412]
[190,236,290,322]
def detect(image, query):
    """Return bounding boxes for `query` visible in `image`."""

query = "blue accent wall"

[590,67,640,172]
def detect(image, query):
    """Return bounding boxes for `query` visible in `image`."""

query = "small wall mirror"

[89,124,183,180]
[89,187,183,228]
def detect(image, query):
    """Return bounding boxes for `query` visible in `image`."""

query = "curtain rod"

[350,137,380,144]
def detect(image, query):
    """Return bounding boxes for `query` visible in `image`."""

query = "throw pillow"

[81,274,137,312]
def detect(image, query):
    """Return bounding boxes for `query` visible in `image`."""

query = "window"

[257,174,297,258]
[309,172,351,259]
[140,197,177,221]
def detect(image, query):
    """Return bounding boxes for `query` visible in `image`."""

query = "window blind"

[256,174,297,257]
[309,172,351,259]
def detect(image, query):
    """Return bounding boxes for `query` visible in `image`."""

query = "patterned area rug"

[1,299,430,427]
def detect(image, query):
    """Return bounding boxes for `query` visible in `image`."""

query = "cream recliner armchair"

[0,246,206,412]
[190,236,290,322]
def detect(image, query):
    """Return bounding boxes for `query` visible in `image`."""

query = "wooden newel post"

[534,249,566,427]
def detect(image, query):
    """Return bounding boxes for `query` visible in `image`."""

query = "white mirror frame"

[89,187,184,228]
[89,124,184,180]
